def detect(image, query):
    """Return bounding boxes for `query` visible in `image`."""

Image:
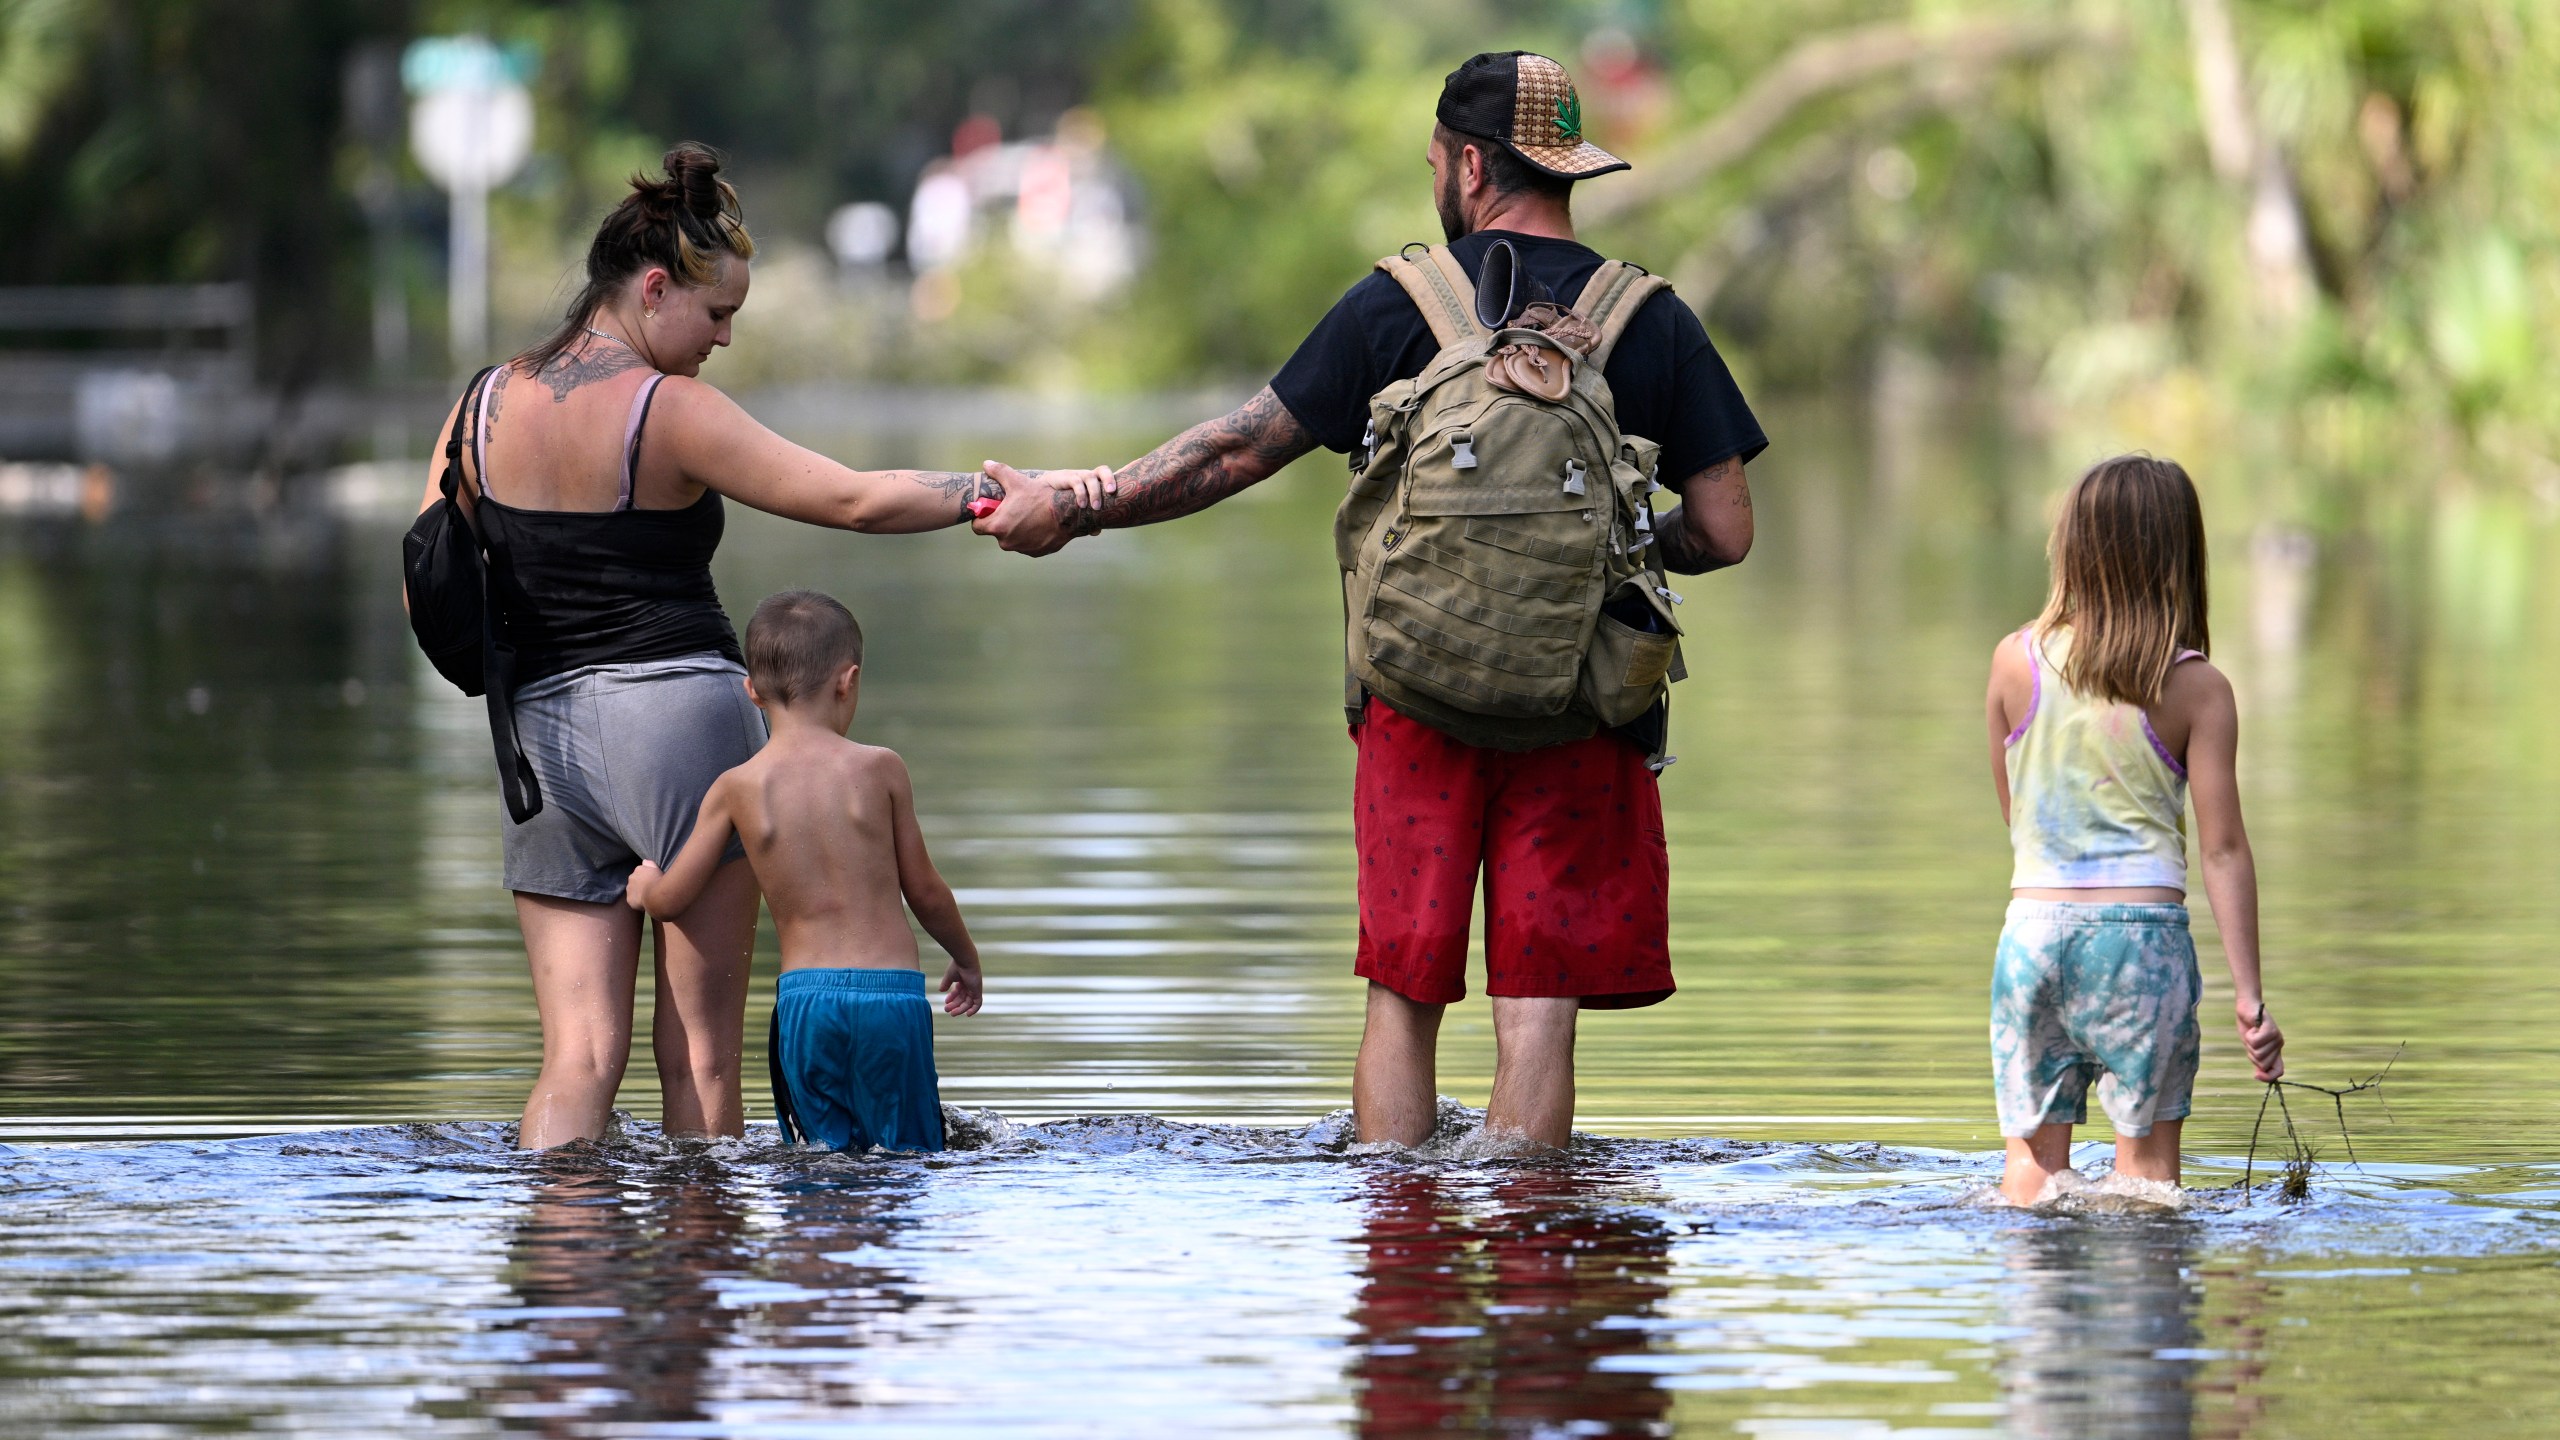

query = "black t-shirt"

[1268,230,1767,489]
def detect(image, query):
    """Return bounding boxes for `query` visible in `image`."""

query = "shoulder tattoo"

[535,340,648,402]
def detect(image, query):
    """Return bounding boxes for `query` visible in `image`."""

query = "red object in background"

[967,496,1001,519]
[951,114,1002,159]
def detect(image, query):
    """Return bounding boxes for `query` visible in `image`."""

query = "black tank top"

[470,371,743,687]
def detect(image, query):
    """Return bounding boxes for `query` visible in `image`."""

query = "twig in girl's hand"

[2239,1046,2401,1203]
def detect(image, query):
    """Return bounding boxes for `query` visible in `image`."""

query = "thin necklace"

[582,325,633,349]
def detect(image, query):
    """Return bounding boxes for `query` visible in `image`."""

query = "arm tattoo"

[896,469,1008,522]
[1652,456,1749,575]
[534,340,647,401]
[1052,386,1315,533]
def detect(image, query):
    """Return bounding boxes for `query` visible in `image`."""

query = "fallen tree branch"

[2240,1046,2401,1201]
[1665,66,2005,307]
[1581,16,2092,226]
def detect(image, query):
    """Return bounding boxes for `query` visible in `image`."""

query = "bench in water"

[0,283,253,464]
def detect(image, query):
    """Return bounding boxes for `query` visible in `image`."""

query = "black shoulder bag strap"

[450,366,545,823]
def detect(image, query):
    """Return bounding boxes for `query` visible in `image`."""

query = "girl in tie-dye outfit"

[1984,456,2285,1204]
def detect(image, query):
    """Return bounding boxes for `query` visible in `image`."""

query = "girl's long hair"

[2034,455,2210,707]
[518,142,756,376]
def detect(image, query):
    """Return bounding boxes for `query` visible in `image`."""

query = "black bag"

[403,366,496,694]
[402,366,544,822]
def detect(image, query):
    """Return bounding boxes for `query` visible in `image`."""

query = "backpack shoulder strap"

[442,364,500,503]
[1573,261,1673,369]
[1375,245,1485,349]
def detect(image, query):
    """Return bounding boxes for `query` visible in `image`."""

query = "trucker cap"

[1434,50,1630,181]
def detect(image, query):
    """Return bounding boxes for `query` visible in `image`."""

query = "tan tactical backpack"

[1335,242,1687,753]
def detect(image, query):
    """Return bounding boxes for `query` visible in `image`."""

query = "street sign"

[404,36,536,371]
[410,85,532,193]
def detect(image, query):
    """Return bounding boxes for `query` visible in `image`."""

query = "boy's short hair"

[745,590,864,704]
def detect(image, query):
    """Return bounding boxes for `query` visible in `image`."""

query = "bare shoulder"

[1987,625,2035,702]
[2158,653,2235,716]
[703,754,765,809]
[649,374,748,433]
[1988,626,2033,678]
[843,740,913,784]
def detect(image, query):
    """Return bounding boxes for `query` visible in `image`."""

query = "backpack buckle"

[1562,459,1586,496]
[1451,433,1478,470]
[1633,505,1652,534]
[1656,584,1684,606]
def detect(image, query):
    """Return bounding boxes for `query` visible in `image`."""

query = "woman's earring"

[644,307,656,320]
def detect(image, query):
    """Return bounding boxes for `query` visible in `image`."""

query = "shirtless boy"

[628,590,982,1153]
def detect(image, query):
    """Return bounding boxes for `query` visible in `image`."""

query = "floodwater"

[1,394,2556,1434]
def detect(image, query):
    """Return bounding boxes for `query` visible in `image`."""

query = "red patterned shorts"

[1351,698,1673,1009]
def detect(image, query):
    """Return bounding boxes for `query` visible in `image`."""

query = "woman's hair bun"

[662,142,727,220]
[519,139,753,375]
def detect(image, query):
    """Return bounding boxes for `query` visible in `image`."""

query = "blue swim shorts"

[770,967,946,1154]
[1990,900,2202,1139]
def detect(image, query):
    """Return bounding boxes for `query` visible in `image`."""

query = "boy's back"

[722,733,923,973]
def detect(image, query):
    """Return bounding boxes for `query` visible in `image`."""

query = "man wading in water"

[976,53,1766,1149]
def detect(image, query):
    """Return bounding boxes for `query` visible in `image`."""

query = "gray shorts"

[501,653,765,903]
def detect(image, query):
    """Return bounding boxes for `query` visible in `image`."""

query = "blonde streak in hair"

[2140,496,2185,700]
[2096,486,2158,706]
[2143,485,2193,702]
[2115,505,2154,705]
[2065,484,2114,699]
[2134,503,2175,704]
[669,227,717,287]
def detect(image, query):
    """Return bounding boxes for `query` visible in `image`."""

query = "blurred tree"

[1085,0,2560,494]
[1088,0,1597,383]
[445,0,1139,243]
[0,0,413,386]
[4,0,2558,493]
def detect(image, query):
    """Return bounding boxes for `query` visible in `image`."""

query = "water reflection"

[1350,1168,1674,1437]
[472,1151,943,1431]
[477,1155,759,1432]
[743,1174,936,1414]
[1995,1220,2261,1440]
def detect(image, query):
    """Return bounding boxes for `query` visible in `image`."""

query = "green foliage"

[0,0,87,159]
[1085,0,1592,385]
[0,0,414,383]
[7,0,2560,491]
[1077,0,2560,498]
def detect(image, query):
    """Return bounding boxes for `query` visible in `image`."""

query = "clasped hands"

[969,459,1118,557]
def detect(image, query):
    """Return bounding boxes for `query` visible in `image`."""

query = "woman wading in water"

[417,145,1044,1149]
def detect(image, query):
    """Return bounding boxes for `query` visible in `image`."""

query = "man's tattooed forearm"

[1651,507,1718,573]
[1076,387,1315,530]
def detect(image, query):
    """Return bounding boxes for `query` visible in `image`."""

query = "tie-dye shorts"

[1990,900,2201,1139]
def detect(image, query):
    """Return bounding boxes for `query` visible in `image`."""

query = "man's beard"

[1435,164,1467,242]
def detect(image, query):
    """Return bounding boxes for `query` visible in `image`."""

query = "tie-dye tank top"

[2004,626,2197,891]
